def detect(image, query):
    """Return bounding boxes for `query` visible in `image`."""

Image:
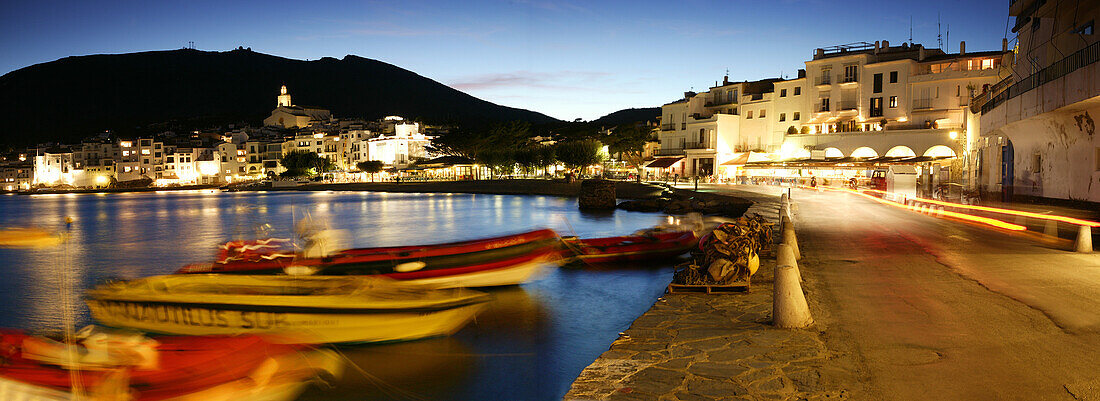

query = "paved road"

[694,184,1100,401]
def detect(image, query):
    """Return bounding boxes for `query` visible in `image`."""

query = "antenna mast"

[937,13,943,49]
[909,16,913,44]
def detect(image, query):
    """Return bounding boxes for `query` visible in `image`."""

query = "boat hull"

[87,299,485,345]
[178,230,563,288]
[565,231,697,265]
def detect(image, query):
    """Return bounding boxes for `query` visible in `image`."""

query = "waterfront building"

[656,41,1009,190]
[263,85,332,129]
[366,117,435,169]
[976,0,1100,203]
[1,162,33,191]
[32,150,76,186]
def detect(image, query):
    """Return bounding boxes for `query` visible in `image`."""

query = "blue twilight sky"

[1,0,1011,121]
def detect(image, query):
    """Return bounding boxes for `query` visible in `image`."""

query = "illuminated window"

[982,59,994,69]
[122,150,130,157]
[120,141,132,148]
[889,96,898,108]
[759,109,766,118]
[746,110,753,119]
[141,149,150,155]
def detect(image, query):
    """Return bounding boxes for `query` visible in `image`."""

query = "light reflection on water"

[0,190,676,400]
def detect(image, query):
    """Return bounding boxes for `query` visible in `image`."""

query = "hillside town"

[0,85,440,190]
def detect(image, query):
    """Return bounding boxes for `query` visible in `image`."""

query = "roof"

[920,50,1010,63]
[645,157,684,168]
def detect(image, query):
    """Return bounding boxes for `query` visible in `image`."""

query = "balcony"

[655,148,685,156]
[839,73,858,84]
[913,98,933,110]
[684,141,711,150]
[838,101,858,110]
[815,76,832,86]
[817,104,831,112]
[705,98,737,107]
[660,123,676,131]
[982,39,1100,114]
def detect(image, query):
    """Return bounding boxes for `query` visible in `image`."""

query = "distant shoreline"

[249,179,668,199]
[12,180,755,213]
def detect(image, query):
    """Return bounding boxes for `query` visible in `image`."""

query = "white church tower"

[277,85,292,107]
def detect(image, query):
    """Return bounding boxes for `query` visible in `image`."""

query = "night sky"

[1,0,1010,121]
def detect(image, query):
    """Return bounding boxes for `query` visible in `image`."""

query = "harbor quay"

[565,188,859,401]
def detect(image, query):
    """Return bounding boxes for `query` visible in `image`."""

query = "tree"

[606,123,655,180]
[356,160,384,182]
[554,139,604,172]
[280,150,332,177]
[476,148,515,179]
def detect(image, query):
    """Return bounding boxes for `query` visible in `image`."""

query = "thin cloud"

[509,0,591,14]
[448,70,612,91]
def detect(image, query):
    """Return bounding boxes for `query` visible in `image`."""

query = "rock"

[617,199,660,212]
[578,179,617,209]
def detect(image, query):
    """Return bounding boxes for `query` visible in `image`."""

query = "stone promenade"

[564,193,860,401]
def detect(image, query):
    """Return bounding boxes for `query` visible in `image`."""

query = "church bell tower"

[277,85,292,107]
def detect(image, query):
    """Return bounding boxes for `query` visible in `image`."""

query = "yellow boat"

[86,275,490,344]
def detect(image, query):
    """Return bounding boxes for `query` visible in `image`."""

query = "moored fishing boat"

[562,230,697,264]
[0,328,342,401]
[86,275,490,344]
[177,229,565,287]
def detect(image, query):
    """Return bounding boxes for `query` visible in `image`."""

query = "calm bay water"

[0,190,676,400]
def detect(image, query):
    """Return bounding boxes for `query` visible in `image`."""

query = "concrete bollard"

[773,264,813,329]
[777,243,801,282]
[782,222,801,261]
[1044,219,1058,237]
[1076,225,1093,253]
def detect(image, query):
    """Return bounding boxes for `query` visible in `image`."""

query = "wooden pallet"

[667,282,750,294]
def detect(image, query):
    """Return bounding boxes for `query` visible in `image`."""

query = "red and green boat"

[0,329,312,400]
[563,230,697,264]
[177,229,564,288]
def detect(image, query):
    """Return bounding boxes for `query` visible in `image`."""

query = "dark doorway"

[1001,140,1014,202]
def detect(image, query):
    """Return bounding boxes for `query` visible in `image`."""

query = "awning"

[721,152,775,166]
[645,157,684,168]
[721,153,750,166]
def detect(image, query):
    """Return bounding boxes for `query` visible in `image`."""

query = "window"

[1073,20,1094,35]
[870,97,883,117]
[889,96,898,108]
[844,65,858,82]
[820,98,830,112]
[890,71,898,83]
[746,110,753,119]
[873,73,883,93]
[121,150,130,157]
[780,89,787,97]
[140,149,150,155]
[982,59,994,69]
[166,156,174,163]
[1033,153,1042,173]
[154,152,161,158]
[779,113,786,122]
[143,159,149,164]
[759,109,766,118]
[793,112,800,120]
[794,87,801,95]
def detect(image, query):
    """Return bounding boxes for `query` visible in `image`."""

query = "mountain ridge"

[0,48,560,145]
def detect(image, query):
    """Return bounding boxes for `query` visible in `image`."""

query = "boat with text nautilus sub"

[86,275,491,344]
[176,229,565,287]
